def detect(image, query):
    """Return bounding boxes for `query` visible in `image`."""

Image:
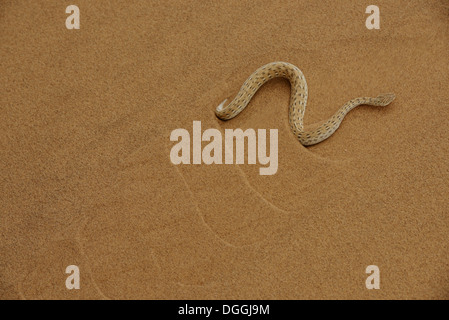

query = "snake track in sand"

[215,62,395,146]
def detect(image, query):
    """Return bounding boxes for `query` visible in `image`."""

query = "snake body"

[215,62,395,146]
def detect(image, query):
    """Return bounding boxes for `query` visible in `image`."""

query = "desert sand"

[1,0,448,299]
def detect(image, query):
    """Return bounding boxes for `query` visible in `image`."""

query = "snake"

[215,61,395,146]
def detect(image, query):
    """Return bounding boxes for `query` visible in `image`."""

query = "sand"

[1,0,448,299]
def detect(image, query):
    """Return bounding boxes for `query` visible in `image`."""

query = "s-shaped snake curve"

[215,61,395,146]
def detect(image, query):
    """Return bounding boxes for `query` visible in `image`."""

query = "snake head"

[215,98,230,119]
[376,93,396,106]
[216,98,228,112]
